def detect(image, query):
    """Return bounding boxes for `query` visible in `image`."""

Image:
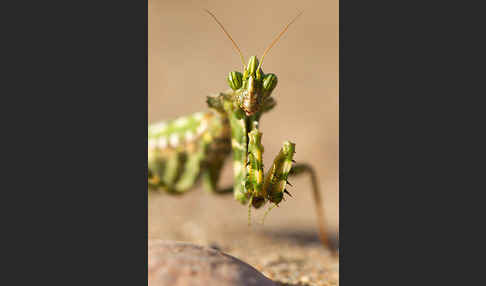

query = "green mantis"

[148,10,329,248]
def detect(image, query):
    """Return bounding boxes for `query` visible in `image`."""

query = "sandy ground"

[149,189,338,285]
[149,0,338,285]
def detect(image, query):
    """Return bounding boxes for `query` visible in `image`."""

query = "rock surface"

[148,240,275,286]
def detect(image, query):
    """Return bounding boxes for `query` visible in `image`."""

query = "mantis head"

[205,9,301,116]
[227,56,277,115]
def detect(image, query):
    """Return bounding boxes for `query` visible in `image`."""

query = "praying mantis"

[148,10,329,248]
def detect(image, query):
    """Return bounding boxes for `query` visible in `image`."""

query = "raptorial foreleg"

[260,142,329,248]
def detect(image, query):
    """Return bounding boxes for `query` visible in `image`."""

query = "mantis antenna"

[205,9,246,68]
[257,11,303,71]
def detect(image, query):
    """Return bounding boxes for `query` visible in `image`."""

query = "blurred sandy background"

[149,0,338,284]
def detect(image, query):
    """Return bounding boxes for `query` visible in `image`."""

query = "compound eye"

[262,73,278,92]
[227,71,243,90]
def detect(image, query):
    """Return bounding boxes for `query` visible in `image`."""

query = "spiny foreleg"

[246,129,266,207]
[243,129,293,225]
[261,141,296,206]
[258,141,294,223]
[259,143,329,248]
[245,129,266,224]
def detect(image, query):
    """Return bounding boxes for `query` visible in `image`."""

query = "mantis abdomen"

[148,109,231,193]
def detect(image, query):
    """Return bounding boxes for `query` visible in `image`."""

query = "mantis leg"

[288,163,329,249]
[201,157,233,195]
[148,136,211,194]
[148,151,187,194]
[174,134,222,193]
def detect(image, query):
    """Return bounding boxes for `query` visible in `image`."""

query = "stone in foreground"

[148,240,275,286]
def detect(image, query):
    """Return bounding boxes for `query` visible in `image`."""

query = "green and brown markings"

[148,10,330,249]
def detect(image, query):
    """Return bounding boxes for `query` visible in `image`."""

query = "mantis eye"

[262,73,278,92]
[227,71,243,90]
